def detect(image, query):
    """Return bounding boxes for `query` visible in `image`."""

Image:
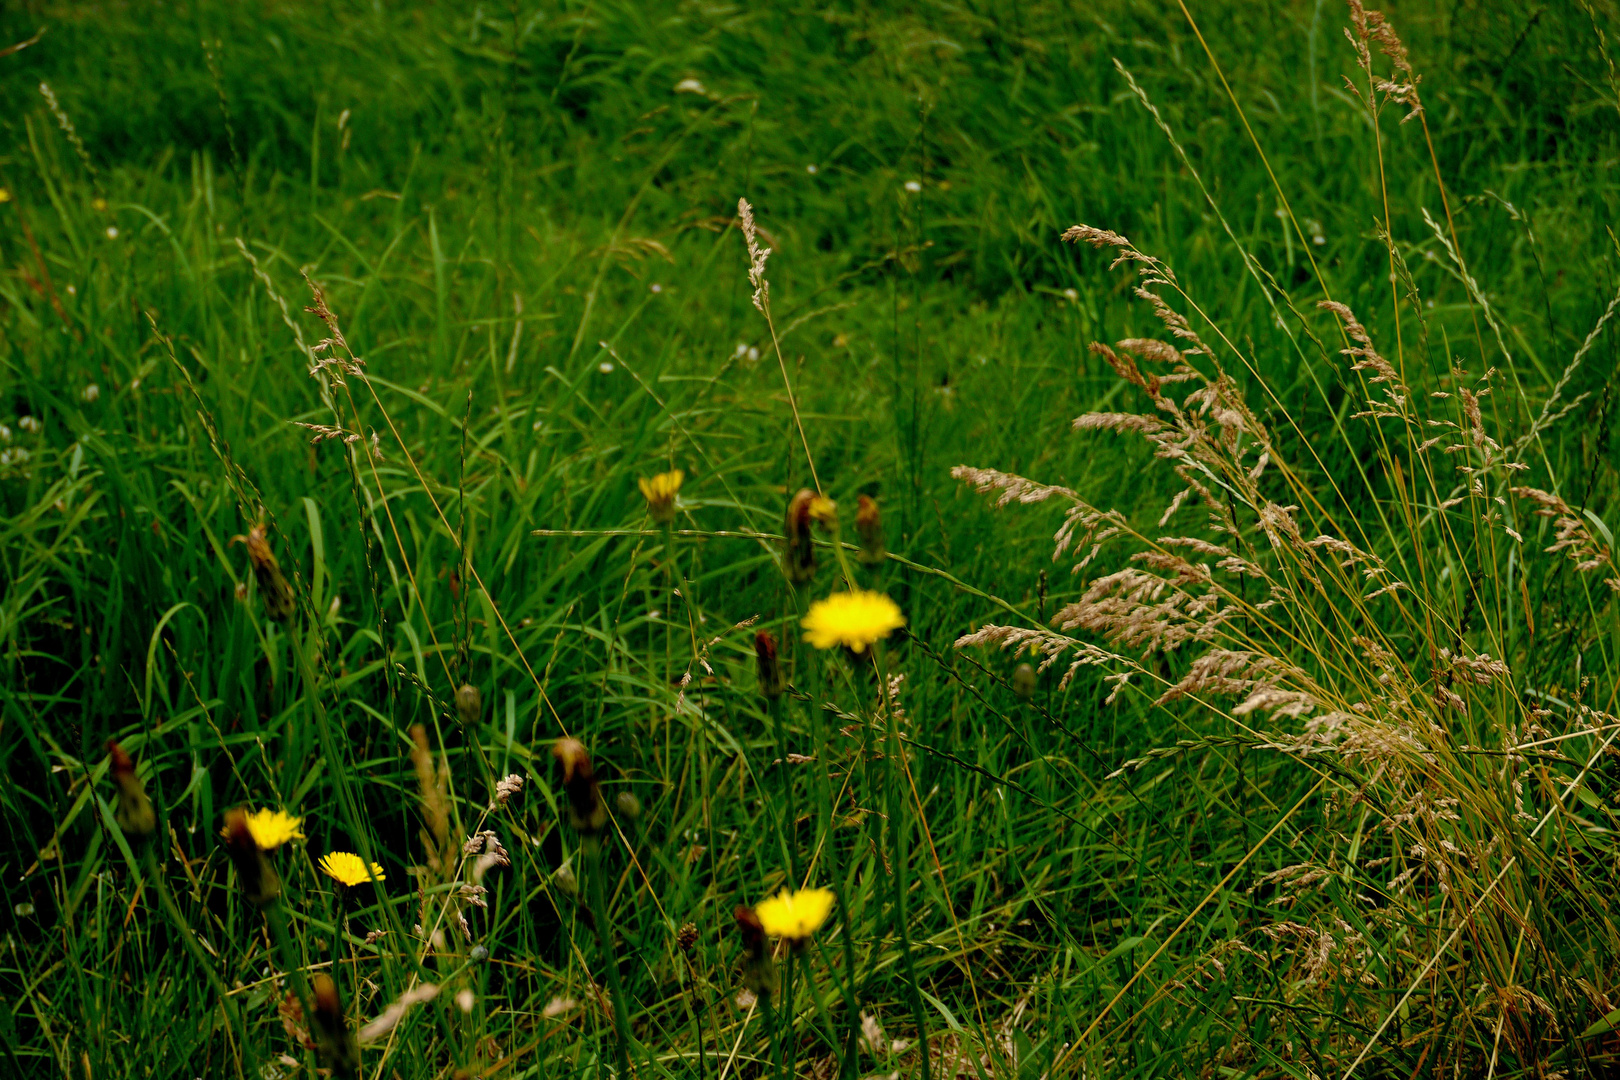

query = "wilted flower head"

[319,851,385,887]
[734,904,776,996]
[552,738,607,835]
[784,489,818,583]
[311,974,360,1078]
[754,629,785,698]
[231,524,295,622]
[855,494,886,565]
[755,886,835,943]
[221,809,281,908]
[802,591,905,653]
[639,470,684,524]
[107,740,156,841]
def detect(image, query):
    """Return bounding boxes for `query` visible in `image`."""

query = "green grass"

[3,1,1620,1077]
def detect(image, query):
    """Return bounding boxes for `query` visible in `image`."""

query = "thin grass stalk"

[874,642,931,1080]
[144,849,250,1068]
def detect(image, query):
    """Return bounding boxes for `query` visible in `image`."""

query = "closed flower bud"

[855,495,886,565]
[454,683,482,725]
[554,863,579,897]
[222,809,280,909]
[1012,662,1037,700]
[783,489,817,584]
[754,630,785,699]
[311,974,360,1079]
[232,525,295,622]
[552,739,607,836]
[615,790,643,821]
[733,904,776,997]
[107,740,156,842]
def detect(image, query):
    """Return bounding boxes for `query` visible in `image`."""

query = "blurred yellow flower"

[319,851,384,887]
[0,188,11,204]
[91,197,107,212]
[639,470,684,523]
[807,495,837,528]
[801,590,904,653]
[219,808,304,850]
[755,886,834,941]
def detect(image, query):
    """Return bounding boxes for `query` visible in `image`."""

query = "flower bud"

[754,630,785,699]
[1012,663,1037,700]
[783,489,817,584]
[614,790,643,821]
[107,740,156,842]
[734,904,776,997]
[232,525,295,622]
[454,683,482,725]
[855,495,886,565]
[551,738,607,836]
[311,974,360,1079]
[222,809,280,909]
[554,862,580,897]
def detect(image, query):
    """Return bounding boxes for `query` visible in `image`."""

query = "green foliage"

[1,1,1618,1077]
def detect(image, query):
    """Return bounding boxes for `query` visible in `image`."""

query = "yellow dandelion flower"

[638,470,684,523]
[219,808,304,850]
[801,590,904,653]
[807,494,837,528]
[755,886,835,941]
[319,851,385,887]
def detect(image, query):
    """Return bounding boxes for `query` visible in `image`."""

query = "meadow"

[3,1,1619,1077]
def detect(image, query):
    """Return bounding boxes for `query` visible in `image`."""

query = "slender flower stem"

[875,642,931,1080]
[782,948,799,1080]
[769,693,801,882]
[585,835,635,1079]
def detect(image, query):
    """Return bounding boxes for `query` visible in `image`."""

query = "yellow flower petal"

[639,470,684,523]
[755,886,835,940]
[318,851,385,887]
[218,808,304,850]
[801,590,904,653]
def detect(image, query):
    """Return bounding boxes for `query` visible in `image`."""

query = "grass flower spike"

[802,590,904,652]
[222,808,305,850]
[319,851,384,887]
[639,470,683,523]
[755,886,835,942]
